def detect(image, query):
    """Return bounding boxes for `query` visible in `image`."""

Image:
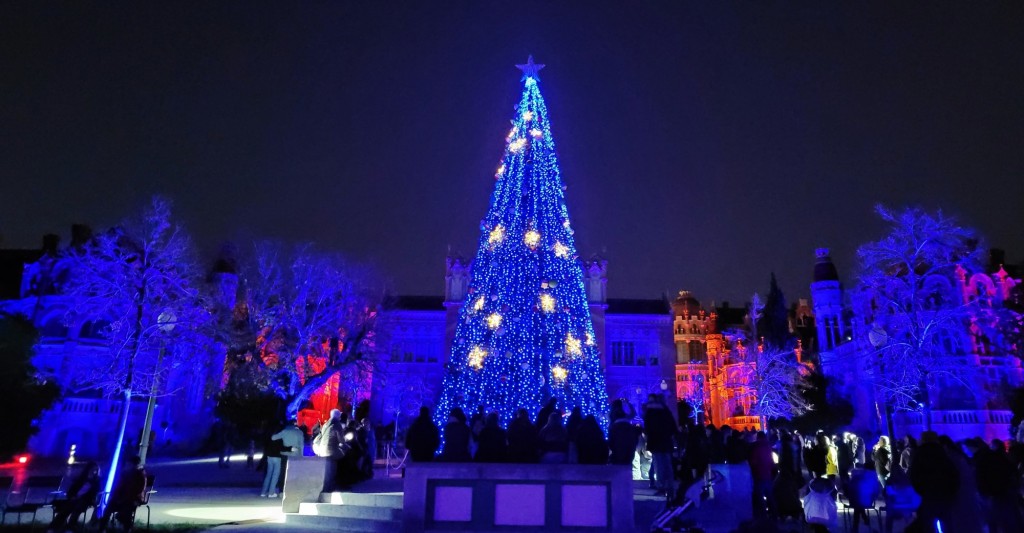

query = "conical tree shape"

[434,58,610,427]
[758,273,794,351]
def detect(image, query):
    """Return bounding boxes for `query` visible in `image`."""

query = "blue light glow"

[434,60,610,428]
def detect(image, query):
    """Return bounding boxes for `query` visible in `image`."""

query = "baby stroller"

[650,470,725,533]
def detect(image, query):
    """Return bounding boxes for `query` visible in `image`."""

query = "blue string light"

[434,60,610,429]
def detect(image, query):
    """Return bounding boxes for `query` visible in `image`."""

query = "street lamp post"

[868,324,896,437]
[139,311,175,466]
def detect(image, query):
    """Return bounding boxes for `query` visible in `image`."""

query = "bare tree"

[680,373,706,426]
[729,293,811,430]
[241,242,382,419]
[61,196,213,506]
[751,346,812,427]
[856,205,984,430]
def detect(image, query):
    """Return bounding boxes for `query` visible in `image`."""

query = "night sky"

[2,2,1022,303]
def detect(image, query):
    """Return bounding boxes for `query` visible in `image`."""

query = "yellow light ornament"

[524,229,541,249]
[468,346,487,370]
[488,224,505,246]
[486,312,502,329]
[473,296,486,312]
[553,241,569,258]
[510,138,527,153]
[540,293,556,313]
[529,128,543,139]
[523,110,534,121]
[565,333,582,356]
[552,365,568,381]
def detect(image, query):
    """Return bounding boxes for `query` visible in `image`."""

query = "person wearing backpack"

[846,464,881,532]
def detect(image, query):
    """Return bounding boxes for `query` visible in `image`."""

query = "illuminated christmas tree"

[434,57,610,427]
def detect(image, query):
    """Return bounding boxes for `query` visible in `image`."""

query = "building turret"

[444,255,470,304]
[582,256,608,304]
[670,290,701,319]
[671,291,709,364]
[581,256,608,367]
[810,248,844,352]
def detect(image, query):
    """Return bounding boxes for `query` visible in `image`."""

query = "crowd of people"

[402,394,688,499]
[403,396,1024,533]
[249,394,1024,533]
[742,427,1024,532]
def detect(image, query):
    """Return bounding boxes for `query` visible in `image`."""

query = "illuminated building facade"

[671,291,762,430]
[0,229,225,458]
[4,232,822,460]
[811,248,1024,440]
[371,255,675,425]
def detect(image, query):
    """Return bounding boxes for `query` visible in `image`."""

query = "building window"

[40,317,69,338]
[677,343,689,364]
[78,320,111,340]
[611,341,636,366]
[688,341,706,361]
[389,340,440,364]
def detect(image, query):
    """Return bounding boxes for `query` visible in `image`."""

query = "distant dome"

[813,248,839,282]
[672,290,702,317]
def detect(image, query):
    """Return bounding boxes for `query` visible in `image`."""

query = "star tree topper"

[516,55,545,81]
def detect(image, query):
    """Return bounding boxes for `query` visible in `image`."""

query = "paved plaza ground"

[2,455,824,532]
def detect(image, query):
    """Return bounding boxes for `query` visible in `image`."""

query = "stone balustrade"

[892,409,1012,441]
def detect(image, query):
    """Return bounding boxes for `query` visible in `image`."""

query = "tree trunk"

[921,374,933,431]
[285,368,341,420]
[100,298,145,516]
[98,388,132,518]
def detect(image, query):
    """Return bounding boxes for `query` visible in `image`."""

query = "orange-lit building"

[671,291,762,430]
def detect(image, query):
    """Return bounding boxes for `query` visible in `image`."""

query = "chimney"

[42,234,60,255]
[70,224,93,247]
